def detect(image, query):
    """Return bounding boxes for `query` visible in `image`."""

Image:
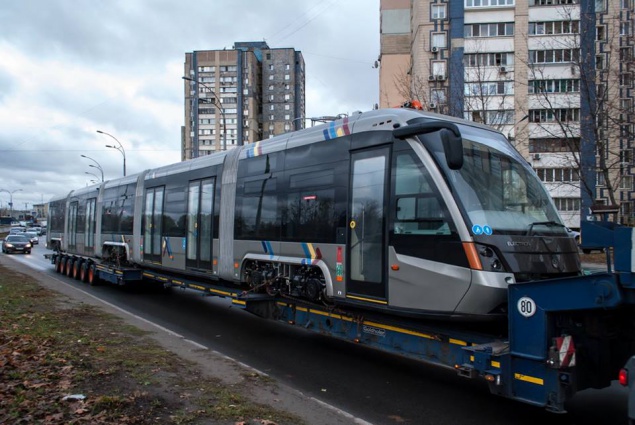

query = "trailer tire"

[60,257,68,274]
[87,264,98,286]
[65,258,74,276]
[79,261,89,282]
[54,255,63,273]
[72,260,83,280]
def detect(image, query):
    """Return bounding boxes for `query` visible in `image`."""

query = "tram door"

[143,186,164,262]
[186,178,214,270]
[346,147,389,302]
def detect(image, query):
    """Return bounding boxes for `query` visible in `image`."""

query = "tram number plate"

[517,297,536,318]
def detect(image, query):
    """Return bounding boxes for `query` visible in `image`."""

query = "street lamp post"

[0,188,23,218]
[183,76,227,153]
[98,130,126,176]
[85,171,101,184]
[80,155,104,182]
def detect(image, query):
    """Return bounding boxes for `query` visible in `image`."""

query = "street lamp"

[183,76,227,153]
[0,188,23,218]
[98,130,126,176]
[80,155,104,182]
[85,171,101,184]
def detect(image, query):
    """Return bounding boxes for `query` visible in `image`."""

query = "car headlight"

[5,243,14,248]
[26,243,31,248]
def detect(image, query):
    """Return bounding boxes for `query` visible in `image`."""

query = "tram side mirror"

[441,129,463,170]
[393,121,464,170]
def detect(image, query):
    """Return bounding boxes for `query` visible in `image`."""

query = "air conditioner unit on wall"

[429,103,437,109]
[431,46,439,53]
[533,153,541,160]
[437,75,446,81]
[428,75,436,81]
[499,66,507,73]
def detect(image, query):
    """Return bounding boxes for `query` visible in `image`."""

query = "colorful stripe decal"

[322,117,350,140]
[162,237,173,259]
[246,141,263,158]
[261,240,274,259]
[300,242,321,265]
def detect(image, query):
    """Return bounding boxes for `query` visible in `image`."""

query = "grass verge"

[0,264,303,425]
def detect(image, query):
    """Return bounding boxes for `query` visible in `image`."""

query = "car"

[2,234,32,254]
[9,227,26,235]
[23,231,39,245]
[28,226,42,236]
[566,227,581,244]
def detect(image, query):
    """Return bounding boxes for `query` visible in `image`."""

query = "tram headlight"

[474,243,507,272]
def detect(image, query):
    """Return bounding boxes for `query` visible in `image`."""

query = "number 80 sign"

[517,297,537,318]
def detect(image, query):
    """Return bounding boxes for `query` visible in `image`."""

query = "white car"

[23,231,39,245]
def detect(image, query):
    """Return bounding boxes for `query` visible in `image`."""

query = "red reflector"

[619,368,628,386]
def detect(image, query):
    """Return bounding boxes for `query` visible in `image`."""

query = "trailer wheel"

[87,263,98,286]
[60,257,68,274]
[54,255,63,273]
[79,261,89,282]
[72,260,83,280]
[65,258,74,276]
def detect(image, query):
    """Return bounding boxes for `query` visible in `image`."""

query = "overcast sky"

[0,0,379,214]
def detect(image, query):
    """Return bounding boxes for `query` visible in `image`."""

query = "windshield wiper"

[525,221,565,236]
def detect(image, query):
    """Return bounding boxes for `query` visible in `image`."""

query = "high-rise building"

[183,42,305,160]
[379,0,635,228]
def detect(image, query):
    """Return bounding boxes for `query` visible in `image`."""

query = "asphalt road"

[2,242,630,425]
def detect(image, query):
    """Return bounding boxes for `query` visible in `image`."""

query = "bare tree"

[519,4,633,223]
[390,61,450,114]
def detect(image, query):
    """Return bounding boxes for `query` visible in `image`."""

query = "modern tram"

[47,108,581,320]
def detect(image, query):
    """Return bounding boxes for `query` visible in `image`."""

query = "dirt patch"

[0,265,305,425]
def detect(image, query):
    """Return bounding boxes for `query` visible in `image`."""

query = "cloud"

[0,0,379,210]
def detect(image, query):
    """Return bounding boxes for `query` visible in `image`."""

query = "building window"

[529,0,578,5]
[528,79,580,93]
[431,33,447,49]
[465,0,515,7]
[465,81,514,96]
[528,49,580,64]
[536,169,580,183]
[464,52,514,67]
[465,23,514,37]
[529,108,581,123]
[432,61,447,77]
[551,197,581,212]
[284,94,290,101]
[430,89,447,104]
[284,74,290,80]
[431,4,446,19]
[528,21,579,35]
[284,104,290,110]
[270,104,275,111]
[285,114,290,120]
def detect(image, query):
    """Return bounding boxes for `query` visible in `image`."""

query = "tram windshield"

[426,125,565,236]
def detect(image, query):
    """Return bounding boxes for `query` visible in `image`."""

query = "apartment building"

[183,42,305,160]
[379,0,635,228]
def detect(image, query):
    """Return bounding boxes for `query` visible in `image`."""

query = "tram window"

[163,187,187,237]
[393,153,451,235]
